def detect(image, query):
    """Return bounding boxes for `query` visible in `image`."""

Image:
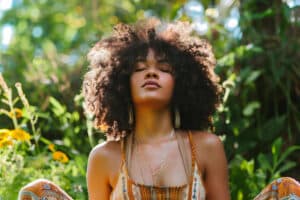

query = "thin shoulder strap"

[187,130,197,162]
[120,136,135,200]
[120,134,133,178]
[188,130,205,177]
[121,138,126,164]
[176,131,193,182]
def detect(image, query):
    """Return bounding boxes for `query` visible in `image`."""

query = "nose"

[145,68,159,79]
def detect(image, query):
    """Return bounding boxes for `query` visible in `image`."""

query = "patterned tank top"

[110,131,206,200]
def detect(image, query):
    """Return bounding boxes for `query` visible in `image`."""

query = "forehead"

[136,47,167,61]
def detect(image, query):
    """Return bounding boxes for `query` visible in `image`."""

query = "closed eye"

[158,63,173,73]
[160,68,171,72]
[134,68,145,72]
[134,62,146,72]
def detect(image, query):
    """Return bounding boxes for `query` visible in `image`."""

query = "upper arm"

[87,144,111,200]
[194,132,230,200]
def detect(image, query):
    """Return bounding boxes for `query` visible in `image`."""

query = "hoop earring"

[175,108,181,129]
[128,105,134,126]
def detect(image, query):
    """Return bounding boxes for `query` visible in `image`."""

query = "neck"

[133,106,174,143]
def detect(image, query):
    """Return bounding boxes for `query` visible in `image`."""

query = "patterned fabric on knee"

[254,177,300,200]
[18,179,73,200]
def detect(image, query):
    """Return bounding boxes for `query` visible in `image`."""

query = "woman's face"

[130,48,175,109]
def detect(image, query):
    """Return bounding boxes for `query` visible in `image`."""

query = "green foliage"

[229,138,300,199]
[0,147,87,199]
[0,75,88,199]
[215,1,300,198]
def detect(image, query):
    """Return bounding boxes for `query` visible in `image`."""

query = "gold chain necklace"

[134,129,175,185]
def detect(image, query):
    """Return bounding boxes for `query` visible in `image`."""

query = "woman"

[84,18,229,200]
[19,18,229,200]
[18,18,300,200]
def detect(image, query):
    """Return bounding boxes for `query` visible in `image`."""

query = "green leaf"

[12,97,20,106]
[1,99,9,105]
[241,159,254,175]
[49,97,66,116]
[243,101,261,116]
[250,8,273,20]
[257,153,272,172]
[276,145,300,168]
[245,70,263,85]
[259,116,286,141]
[271,137,283,164]
[276,161,297,174]
[0,109,10,117]
[217,52,235,67]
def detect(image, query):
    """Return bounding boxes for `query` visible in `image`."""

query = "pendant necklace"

[134,129,175,185]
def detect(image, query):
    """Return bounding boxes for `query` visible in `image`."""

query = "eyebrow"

[135,56,146,62]
[157,57,168,62]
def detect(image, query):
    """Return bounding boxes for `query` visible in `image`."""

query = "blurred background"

[0,0,299,199]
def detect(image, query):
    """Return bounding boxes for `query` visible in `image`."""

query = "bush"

[0,74,88,199]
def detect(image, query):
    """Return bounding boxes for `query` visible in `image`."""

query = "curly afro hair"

[82,18,222,141]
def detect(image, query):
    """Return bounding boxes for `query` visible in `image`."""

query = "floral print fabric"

[254,177,300,200]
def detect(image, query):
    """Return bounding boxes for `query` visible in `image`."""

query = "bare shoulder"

[191,130,223,149]
[190,131,230,199]
[89,140,121,158]
[190,131,226,171]
[87,140,122,176]
[87,140,122,198]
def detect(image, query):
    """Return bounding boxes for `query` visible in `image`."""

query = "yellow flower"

[10,129,31,141]
[0,129,11,140]
[48,143,55,152]
[0,138,13,148]
[52,151,69,163]
[8,108,23,118]
[99,123,109,132]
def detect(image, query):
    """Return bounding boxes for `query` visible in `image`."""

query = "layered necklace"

[133,129,175,185]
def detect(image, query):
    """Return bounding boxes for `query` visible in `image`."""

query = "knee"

[274,177,300,197]
[254,177,300,200]
[18,179,71,200]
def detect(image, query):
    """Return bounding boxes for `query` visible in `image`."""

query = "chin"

[134,97,171,108]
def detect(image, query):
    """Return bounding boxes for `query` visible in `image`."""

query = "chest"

[130,140,190,187]
[110,159,206,200]
[109,134,206,189]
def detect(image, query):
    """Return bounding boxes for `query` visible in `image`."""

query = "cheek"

[130,75,134,90]
[130,74,140,98]
[164,76,175,95]
[130,73,139,84]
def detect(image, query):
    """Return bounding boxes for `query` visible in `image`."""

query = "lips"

[141,80,161,88]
